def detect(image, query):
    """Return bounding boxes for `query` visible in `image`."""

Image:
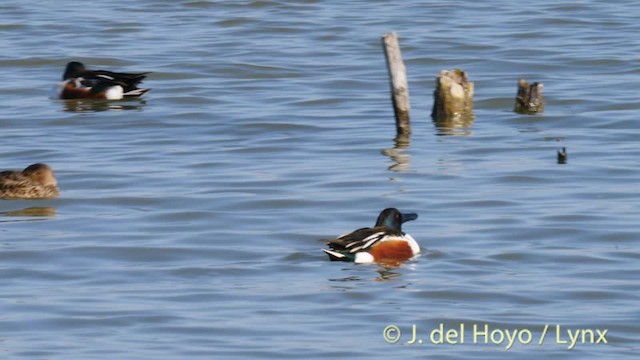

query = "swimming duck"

[55,61,150,100]
[322,208,420,264]
[0,164,60,199]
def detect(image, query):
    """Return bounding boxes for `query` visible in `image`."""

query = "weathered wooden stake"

[514,79,544,114]
[557,147,567,164]
[431,69,474,122]
[382,32,411,136]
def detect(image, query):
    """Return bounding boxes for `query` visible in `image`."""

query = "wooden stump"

[382,32,411,136]
[514,79,544,114]
[431,69,474,124]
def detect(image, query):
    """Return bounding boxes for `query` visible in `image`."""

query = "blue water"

[0,1,638,359]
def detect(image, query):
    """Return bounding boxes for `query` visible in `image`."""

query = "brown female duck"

[0,164,60,199]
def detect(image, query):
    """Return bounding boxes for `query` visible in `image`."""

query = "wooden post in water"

[557,147,567,164]
[382,32,411,136]
[514,79,544,114]
[431,69,474,122]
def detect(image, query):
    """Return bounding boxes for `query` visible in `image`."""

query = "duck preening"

[55,61,150,100]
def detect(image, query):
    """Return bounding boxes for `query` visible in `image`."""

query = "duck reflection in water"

[62,98,147,112]
[327,267,403,283]
[0,207,56,222]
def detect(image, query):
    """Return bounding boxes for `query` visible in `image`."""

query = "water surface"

[0,1,638,359]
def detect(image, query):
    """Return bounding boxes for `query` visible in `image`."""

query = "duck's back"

[0,171,59,199]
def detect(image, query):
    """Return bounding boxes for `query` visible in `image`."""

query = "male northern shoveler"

[322,208,420,264]
[0,163,60,199]
[54,61,150,100]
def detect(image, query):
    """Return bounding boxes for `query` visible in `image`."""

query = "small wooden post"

[514,79,544,114]
[557,147,567,164]
[431,69,474,122]
[382,32,411,136]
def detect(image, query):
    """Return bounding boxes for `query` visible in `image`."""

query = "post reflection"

[381,132,411,172]
[433,113,475,136]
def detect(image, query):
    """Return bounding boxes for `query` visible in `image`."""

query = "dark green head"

[63,61,87,80]
[375,208,418,231]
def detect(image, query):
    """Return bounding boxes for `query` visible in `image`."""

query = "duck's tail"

[322,249,354,262]
[123,88,151,97]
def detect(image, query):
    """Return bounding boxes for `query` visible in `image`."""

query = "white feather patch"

[123,88,148,96]
[74,77,88,88]
[104,86,124,100]
[96,74,115,80]
[350,235,386,253]
[322,249,346,259]
[354,252,375,264]
[345,231,385,249]
[51,81,66,99]
[403,233,421,255]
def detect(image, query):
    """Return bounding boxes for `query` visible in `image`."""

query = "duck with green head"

[322,208,420,264]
